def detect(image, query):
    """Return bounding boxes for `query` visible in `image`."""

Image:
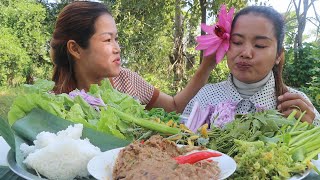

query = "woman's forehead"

[232,14,276,39]
[94,14,117,34]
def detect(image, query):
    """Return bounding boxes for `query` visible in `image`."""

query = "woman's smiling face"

[226,13,280,83]
[76,13,121,80]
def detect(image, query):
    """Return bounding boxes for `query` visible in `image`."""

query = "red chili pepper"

[174,151,222,164]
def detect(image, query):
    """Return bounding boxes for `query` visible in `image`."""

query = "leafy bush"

[284,43,320,88]
[0,27,31,86]
[0,0,51,86]
[299,77,320,112]
[283,43,320,111]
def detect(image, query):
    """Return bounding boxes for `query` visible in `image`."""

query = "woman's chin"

[107,70,120,78]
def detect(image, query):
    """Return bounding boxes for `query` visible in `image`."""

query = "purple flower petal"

[68,89,106,111]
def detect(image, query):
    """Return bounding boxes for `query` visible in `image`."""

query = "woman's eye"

[104,39,111,42]
[255,45,267,48]
[232,41,242,45]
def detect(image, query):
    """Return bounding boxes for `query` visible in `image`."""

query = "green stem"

[303,149,320,164]
[289,126,320,146]
[289,110,304,132]
[290,131,320,148]
[111,107,180,135]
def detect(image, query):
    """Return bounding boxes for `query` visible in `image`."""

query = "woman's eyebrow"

[255,35,273,41]
[99,32,115,36]
[231,33,273,41]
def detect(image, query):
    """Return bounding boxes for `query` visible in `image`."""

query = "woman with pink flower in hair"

[183,5,320,129]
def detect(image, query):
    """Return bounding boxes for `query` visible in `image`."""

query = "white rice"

[20,124,101,180]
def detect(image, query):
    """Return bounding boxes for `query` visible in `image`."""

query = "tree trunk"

[170,0,184,92]
[199,0,207,63]
[293,0,316,61]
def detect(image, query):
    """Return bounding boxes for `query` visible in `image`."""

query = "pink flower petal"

[196,40,219,50]
[201,24,214,34]
[195,4,234,64]
[215,46,226,63]
[221,40,230,51]
[196,35,222,50]
[225,21,231,33]
[196,35,221,44]
[203,40,222,56]
[227,7,235,22]
[218,5,227,25]
[196,34,218,42]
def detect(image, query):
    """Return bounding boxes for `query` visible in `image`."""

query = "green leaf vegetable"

[8,79,181,140]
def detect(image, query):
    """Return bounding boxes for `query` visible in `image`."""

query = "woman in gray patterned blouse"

[183,6,320,125]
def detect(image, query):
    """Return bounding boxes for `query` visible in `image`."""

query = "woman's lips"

[113,58,121,65]
[236,62,251,70]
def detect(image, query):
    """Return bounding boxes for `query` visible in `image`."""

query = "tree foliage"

[283,42,320,110]
[0,0,51,86]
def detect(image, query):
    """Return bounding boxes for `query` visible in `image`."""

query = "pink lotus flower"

[195,5,235,64]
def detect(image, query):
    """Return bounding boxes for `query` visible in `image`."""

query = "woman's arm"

[150,54,216,113]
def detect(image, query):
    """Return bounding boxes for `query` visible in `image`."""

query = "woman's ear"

[276,48,285,65]
[67,40,81,60]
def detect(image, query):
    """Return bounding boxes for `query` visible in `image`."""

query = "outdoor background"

[0,0,319,119]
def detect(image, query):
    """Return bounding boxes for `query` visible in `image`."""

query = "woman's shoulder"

[287,87,310,100]
[192,80,232,100]
[113,67,143,82]
[201,80,230,92]
[118,67,137,76]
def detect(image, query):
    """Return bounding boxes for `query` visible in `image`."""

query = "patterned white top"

[110,67,159,108]
[183,73,320,126]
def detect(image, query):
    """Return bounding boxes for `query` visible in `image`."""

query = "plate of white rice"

[8,124,101,180]
[7,149,46,180]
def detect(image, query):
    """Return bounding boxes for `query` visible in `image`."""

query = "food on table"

[113,135,221,180]
[174,151,222,164]
[20,124,101,180]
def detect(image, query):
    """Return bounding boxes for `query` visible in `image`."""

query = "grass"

[0,86,23,120]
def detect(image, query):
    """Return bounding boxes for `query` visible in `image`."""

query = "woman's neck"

[233,71,272,99]
[74,70,103,92]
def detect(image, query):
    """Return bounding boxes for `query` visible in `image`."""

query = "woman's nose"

[240,45,253,59]
[113,42,121,54]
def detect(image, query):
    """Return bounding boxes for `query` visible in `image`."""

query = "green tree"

[0,0,51,86]
[0,27,31,85]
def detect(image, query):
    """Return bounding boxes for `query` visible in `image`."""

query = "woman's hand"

[277,92,315,124]
[201,53,217,70]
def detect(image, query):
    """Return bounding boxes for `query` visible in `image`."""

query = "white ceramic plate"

[87,147,237,180]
